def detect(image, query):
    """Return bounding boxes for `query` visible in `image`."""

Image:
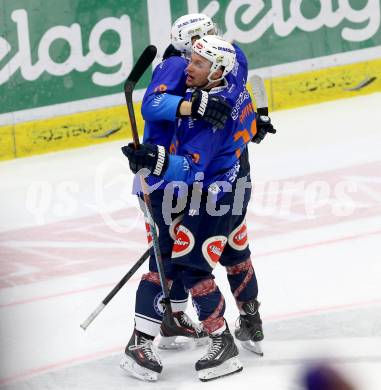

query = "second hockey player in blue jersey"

[121,35,262,382]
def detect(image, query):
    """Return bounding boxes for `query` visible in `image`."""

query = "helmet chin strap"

[201,70,223,90]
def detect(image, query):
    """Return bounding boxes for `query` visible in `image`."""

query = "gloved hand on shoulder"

[190,89,232,130]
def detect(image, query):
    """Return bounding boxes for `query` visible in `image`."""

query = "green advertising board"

[0,0,151,114]
[0,0,380,159]
[1,0,380,114]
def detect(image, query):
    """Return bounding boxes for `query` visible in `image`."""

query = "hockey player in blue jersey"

[121,35,267,382]
[119,15,277,381]
[128,14,232,351]
[137,13,273,354]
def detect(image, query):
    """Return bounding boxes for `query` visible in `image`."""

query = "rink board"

[0,57,380,161]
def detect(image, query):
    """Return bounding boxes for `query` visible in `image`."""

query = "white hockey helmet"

[171,13,216,54]
[192,35,236,83]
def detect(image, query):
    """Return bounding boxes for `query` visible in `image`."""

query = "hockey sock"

[189,278,226,333]
[226,258,258,309]
[169,277,189,312]
[135,272,173,336]
[210,321,227,335]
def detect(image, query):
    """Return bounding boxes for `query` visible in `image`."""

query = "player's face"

[186,53,211,87]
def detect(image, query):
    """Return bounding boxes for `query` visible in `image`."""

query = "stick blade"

[249,74,268,109]
[126,45,157,86]
[123,45,157,145]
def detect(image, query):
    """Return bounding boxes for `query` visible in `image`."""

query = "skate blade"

[240,340,264,356]
[197,356,243,382]
[158,335,209,350]
[157,336,190,350]
[120,355,159,382]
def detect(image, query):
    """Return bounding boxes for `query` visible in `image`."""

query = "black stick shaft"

[80,46,158,332]
[123,45,172,305]
[80,248,150,330]
[102,248,150,305]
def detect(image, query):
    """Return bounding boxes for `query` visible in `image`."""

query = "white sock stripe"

[171,301,188,312]
[198,90,208,117]
[135,314,162,337]
[135,313,162,324]
[153,145,166,176]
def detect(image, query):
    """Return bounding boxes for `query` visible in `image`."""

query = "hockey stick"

[124,45,157,146]
[80,248,150,330]
[80,47,157,331]
[123,45,191,337]
[249,74,269,116]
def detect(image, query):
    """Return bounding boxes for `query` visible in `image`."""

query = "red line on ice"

[0,346,121,386]
[1,228,380,308]
[1,298,380,386]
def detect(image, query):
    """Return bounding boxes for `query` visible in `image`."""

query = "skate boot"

[234,299,264,356]
[120,330,162,382]
[196,325,243,381]
[158,311,208,350]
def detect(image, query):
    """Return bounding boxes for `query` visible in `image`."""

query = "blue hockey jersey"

[225,42,248,101]
[163,84,256,192]
[141,56,188,149]
[142,43,248,130]
[137,43,253,195]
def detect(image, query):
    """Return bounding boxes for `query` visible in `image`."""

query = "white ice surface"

[0,93,381,389]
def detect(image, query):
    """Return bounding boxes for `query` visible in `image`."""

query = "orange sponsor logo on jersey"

[154,84,168,93]
[169,140,178,154]
[239,102,254,123]
[191,152,200,163]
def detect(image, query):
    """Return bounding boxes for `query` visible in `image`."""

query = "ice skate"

[158,311,208,350]
[120,330,163,382]
[235,299,264,356]
[196,326,243,381]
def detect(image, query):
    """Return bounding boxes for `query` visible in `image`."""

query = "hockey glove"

[162,44,182,60]
[252,109,277,144]
[121,143,169,177]
[191,89,232,130]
